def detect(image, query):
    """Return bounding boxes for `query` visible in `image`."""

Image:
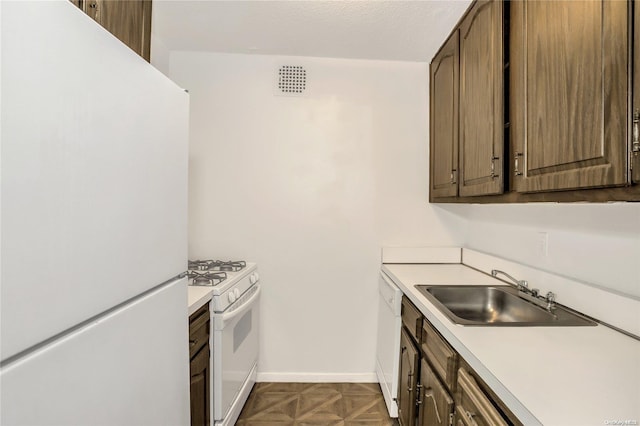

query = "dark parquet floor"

[236,382,399,426]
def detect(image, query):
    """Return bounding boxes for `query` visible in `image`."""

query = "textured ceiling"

[152,1,472,62]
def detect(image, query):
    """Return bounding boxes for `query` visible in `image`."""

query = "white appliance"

[187,261,261,426]
[1,2,190,425]
[376,271,403,418]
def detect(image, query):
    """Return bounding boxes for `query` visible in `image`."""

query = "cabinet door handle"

[514,152,523,176]
[424,387,442,423]
[189,339,197,347]
[450,169,457,184]
[490,156,500,178]
[407,371,413,392]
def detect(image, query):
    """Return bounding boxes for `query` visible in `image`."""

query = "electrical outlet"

[537,232,548,257]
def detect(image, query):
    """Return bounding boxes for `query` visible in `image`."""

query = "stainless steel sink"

[415,285,596,326]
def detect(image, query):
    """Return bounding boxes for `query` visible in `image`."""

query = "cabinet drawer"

[189,305,210,359]
[401,296,422,343]
[421,318,458,391]
[456,368,508,426]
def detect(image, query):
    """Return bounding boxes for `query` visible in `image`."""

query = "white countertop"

[382,263,640,426]
[187,285,215,316]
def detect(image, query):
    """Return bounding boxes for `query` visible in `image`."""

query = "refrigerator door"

[0,278,190,426]
[1,1,189,359]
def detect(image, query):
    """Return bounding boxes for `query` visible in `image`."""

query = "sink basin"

[415,285,596,326]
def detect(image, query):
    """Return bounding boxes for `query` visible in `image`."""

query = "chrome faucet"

[491,269,528,292]
[491,269,557,312]
[544,291,556,310]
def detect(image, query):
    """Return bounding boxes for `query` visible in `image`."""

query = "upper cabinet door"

[459,0,504,197]
[96,0,152,61]
[511,0,628,192]
[430,31,460,199]
[72,0,152,61]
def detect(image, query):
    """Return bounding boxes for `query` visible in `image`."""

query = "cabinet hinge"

[449,412,454,426]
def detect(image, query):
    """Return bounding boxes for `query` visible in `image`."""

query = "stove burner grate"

[208,260,247,272]
[188,260,214,271]
[188,259,246,272]
[188,271,227,286]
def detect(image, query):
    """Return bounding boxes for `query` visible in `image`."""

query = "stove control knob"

[228,292,237,303]
[250,273,259,284]
[234,288,241,298]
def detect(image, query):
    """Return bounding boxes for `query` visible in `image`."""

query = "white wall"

[441,203,640,299]
[150,33,171,76]
[168,52,465,380]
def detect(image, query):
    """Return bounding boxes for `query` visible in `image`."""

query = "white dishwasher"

[375,271,403,418]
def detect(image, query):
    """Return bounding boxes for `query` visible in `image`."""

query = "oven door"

[212,284,260,422]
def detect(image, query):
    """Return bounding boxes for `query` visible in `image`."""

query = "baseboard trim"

[256,372,378,383]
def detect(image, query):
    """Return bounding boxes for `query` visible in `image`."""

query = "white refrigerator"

[1,2,191,424]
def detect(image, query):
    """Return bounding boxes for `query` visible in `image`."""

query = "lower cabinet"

[190,345,210,426]
[418,359,454,426]
[189,304,211,426]
[453,407,473,426]
[398,327,419,426]
[399,296,521,426]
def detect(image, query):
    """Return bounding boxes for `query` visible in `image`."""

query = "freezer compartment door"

[0,279,190,426]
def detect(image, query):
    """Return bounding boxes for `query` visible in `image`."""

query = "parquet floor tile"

[236,383,398,426]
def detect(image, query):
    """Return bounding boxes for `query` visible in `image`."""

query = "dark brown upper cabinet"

[430,31,460,199]
[71,0,152,62]
[458,0,504,197]
[510,0,628,193]
[429,0,640,203]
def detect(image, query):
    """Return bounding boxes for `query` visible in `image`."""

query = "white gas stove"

[187,260,259,312]
[187,259,260,426]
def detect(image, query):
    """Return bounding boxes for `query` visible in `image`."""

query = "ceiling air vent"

[275,65,307,96]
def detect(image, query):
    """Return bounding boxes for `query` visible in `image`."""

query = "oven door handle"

[220,284,261,322]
